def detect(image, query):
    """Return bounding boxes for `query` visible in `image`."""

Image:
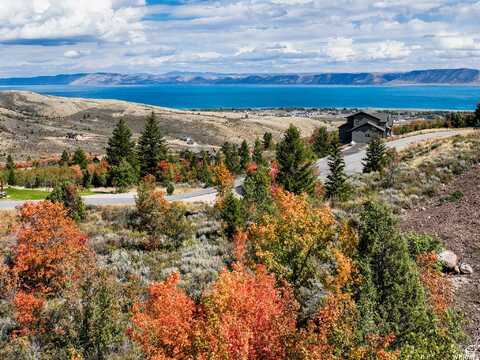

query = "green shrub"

[47,183,86,221]
[402,233,442,258]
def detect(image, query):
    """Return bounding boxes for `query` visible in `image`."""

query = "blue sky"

[0,0,479,76]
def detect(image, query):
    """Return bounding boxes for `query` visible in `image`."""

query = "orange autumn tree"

[129,272,197,360]
[12,201,91,295]
[129,266,298,360]
[247,188,338,287]
[201,265,298,359]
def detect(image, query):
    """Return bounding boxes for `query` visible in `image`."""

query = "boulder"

[438,250,458,271]
[459,263,474,275]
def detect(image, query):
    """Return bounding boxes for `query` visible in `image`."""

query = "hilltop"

[0,68,479,86]
[0,91,331,160]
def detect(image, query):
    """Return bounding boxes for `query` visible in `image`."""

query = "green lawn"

[4,187,50,200]
[2,187,109,201]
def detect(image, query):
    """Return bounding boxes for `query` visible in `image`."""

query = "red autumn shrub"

[13,291,45,336]
[129,273,197,360]
[201,265,298,360]
[12,201,90,295]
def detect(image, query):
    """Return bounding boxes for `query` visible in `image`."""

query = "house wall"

[352,125,384,143]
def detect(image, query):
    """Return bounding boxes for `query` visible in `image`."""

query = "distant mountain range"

[1,68,479,86]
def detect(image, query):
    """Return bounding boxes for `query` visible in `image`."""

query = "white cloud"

[326,37,355,61]
[0,0,146,44]
[64,49,91,58]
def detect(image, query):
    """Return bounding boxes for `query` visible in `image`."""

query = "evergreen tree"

[106,119,136,166]
[475,102,480,128]
[47,183,86,221]
[72,148,88,169]
[138,113,168,177]
[263,132,273,150]
[252,138,264,165]
[239,140,250,170]
[220,190,244,238]
[312,126,331,158]
[362,137,387,173]
[325,142,348,201]
[5,154,16,186]
[221,142,240,174]
[357,202,430,344]
[275,125,316,195]
[60,150,70,166]
[242,165,273,218]
[109,159,137,193]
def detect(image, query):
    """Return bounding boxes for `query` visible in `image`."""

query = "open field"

[0,91,337,161]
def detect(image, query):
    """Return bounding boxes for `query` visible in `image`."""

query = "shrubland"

[1,111,479,359]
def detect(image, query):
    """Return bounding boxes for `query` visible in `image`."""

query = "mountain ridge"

[0,68,479,86]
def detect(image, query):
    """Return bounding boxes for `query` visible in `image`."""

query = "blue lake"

[1,84,480,110]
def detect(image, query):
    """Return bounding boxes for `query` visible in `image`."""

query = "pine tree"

[106,118,136,166]
[221,142,240,174]
[312,126,331,158]
[72,148,88,169]
[252,138,264,165]
[362,137,387,173]
[60,150,70,166]
[220,190,244,238]
[138,113,168,177]
[239,140,250,171]
[109,159,137,193]
[263,132,273,150]
[357,202,430,342]
[6,154,16,186]
[243,165,273,218]
[275,125,316,195]
[325,142,348,201]
[475,103,480,128]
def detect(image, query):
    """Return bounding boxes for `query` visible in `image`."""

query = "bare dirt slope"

[0,91,331,160]
[400,163,480,337]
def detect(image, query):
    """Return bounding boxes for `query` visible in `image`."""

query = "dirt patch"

[400,163,480,337]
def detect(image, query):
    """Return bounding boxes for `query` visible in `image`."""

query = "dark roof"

[347,111,390,123]
[349,121,386,132]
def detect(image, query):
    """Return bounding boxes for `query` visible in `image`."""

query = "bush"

[402,233,442,258]
[131,176,193,249]
[47,183,86,221]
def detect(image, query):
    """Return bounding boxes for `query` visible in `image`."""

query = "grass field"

[2,187,101,201]
[4,187,50,200]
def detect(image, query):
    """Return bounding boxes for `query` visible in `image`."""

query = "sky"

[0,0,479,76]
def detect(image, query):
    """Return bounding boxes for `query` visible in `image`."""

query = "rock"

[438,250,458,271]
[459,263,474,275]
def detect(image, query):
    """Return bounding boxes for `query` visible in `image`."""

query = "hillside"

[0,91,329,160]
[0,68,479,86]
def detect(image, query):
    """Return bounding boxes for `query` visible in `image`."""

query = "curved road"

[0,130,471,210]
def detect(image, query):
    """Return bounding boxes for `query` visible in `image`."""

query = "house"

[339,111,393,144]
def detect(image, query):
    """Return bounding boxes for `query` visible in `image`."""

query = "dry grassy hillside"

[0,91,334,160]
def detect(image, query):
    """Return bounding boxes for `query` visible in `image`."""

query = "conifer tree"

[239,140,250,171]
[275,125,316,195]
[475,102,480,128]
[252,138,264,165]
[220,190,244,238]
[221,142,240,174]
[243,165,273,218]
[325,141,348,201]
[357,202,430,342]
[362,137,387,173]
[138,113,168,177]
[72,148,88,169]
[263,132,273,150]
[6,154,16,186]
[312,126,331,158]
[60,150,70,166]
[106,118,136,166]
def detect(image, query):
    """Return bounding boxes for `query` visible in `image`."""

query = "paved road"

[315,129,470,178]
[0,130,470,210]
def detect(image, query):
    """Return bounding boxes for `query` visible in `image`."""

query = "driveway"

[0,130,471,210]
[315,129,471,178]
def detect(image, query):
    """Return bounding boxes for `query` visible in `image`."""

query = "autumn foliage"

[129,272,197,359]
[129,265,298,360]
[12,201,90,295]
